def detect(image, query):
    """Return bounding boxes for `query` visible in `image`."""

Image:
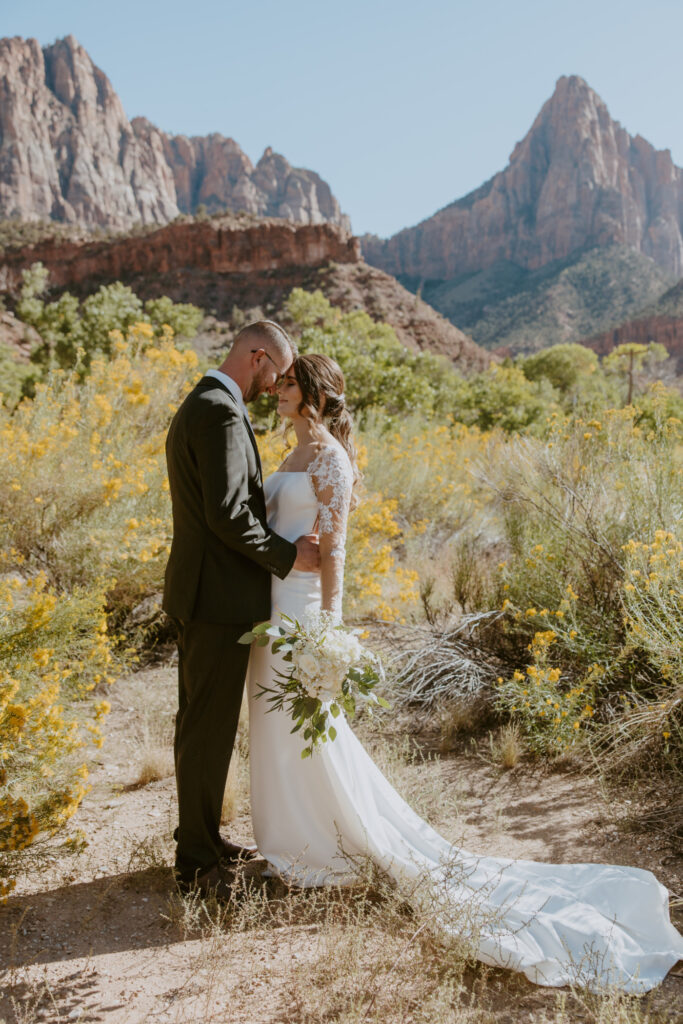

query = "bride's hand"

[293,533,320,572]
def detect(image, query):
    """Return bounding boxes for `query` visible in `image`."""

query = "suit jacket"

[162,375,297,623]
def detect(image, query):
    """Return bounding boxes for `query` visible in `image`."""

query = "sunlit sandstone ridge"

[0,219,360,292]
[0,35,349,231]
[0,217,491,371]
[363,75,683,280]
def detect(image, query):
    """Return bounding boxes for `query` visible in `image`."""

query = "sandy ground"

[1,664,681,1024]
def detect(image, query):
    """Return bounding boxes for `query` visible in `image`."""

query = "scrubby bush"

[358,402,682,769]
[0,340,37,409]
[0,323,199,611]
[0,573,116,897]
[0,323,200,881]
[15,263,203,371]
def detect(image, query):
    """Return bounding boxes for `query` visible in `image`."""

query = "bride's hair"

[292,353,360,487]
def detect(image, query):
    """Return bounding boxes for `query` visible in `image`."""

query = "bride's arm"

[308,445,353,622]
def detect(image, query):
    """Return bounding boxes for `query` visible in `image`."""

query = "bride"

[247,353,683,993]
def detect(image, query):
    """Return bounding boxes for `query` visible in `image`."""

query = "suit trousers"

[172,617,252,879]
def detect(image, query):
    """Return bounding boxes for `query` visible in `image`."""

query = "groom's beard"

[244,367,269,404]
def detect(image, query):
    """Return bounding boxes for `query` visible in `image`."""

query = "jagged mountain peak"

[363,76,683,282]
[0,34,349,232]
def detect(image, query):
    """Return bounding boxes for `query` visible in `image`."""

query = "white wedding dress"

[248,443,683,992]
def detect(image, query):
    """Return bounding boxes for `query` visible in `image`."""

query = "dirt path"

[1,664,681,1023]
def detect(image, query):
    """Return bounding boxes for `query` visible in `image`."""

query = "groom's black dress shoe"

[219,837,259,863]
[175,862,235,901]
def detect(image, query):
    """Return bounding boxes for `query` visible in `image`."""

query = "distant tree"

[521,343,599,393]
[451,364,557,433]
[15,263,202,371]
[81,283,145,356]
[144,296,203,339]
[604,342,669,405]
[17,263,83,367]
[519,343,618,413]
[283,288,460,419]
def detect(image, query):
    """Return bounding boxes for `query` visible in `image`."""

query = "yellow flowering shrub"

[494,408,681,660]
[621,531,683,684]
[497,630,601,755]
[0,323,199,889]
[0,323,200,612]
[361,415,493,536]
[0,573,115,899]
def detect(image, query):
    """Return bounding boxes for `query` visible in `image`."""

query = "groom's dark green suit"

[163,375,296,879]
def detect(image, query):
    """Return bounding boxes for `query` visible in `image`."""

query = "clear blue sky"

[4,0,682,237]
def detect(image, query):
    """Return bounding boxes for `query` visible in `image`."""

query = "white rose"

[295,652,320,680]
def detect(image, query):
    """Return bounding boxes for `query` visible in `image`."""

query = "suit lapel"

[197,376,263,477]
[241,413,263,476]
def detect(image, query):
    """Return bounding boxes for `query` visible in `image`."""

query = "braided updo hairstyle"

[292,353,360,489]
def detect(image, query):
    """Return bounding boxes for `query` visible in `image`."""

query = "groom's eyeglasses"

[251,348,285,384]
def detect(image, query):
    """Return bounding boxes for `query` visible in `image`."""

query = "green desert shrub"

[16,263,203,370]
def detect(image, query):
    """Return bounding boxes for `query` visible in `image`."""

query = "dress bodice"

[264,443,354,622]
[264,472,318,545]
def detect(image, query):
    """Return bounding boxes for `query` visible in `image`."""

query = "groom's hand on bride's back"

[293,534,320,572]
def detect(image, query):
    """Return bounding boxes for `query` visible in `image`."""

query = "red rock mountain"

[0,217,490,372]
[0,35,349,231]
[363,76,683,281]
[582,277,683,372]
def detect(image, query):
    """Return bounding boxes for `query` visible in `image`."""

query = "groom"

[163,320,320,897]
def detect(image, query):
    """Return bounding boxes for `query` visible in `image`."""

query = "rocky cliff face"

[583,315,683,373]
[156,130,349,228]
[0,217,361,294]
[0,35,349,232]
[582,276,683,373]
[0,217,489,372]
[363,76,683,281]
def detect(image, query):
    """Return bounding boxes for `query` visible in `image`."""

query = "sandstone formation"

[0,35,349,232]
[157,129,350,228]
[0,217,489,372]
[582,276,683,373]
[0,309,40,360]
[363,76,683,282]
[584,315,683,374]
[0,36,177,229]
[0,218,361,294]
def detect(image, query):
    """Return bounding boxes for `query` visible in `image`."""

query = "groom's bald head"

[219,319,295,401]
[231,320,296,366]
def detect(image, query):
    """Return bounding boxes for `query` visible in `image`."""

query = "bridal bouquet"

[239,610,387,758]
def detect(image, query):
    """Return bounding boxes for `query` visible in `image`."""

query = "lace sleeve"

[307,443,353,623]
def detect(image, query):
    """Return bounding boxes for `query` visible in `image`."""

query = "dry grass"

[439,697,492,752]
[132,701,175,787]
[155,859,676,1024]
[136,740,174,786]
[490,724,524,770]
